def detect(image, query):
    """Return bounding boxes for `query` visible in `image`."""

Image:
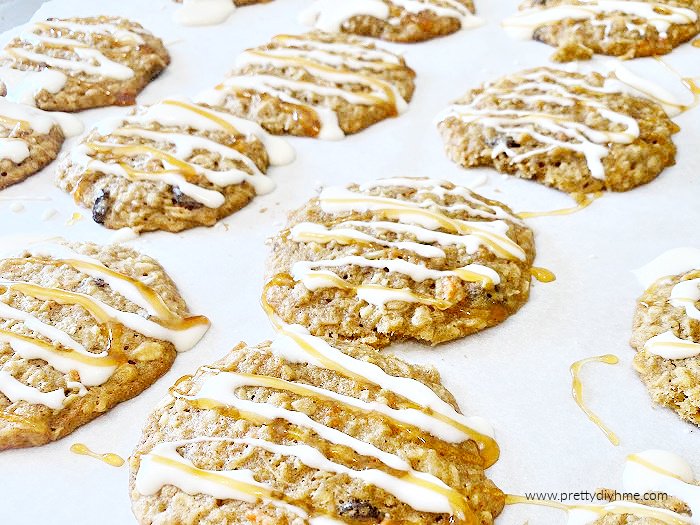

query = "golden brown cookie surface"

[299,0,481,43]
[631,250,700,426]
[0,241,209,450]
[264,178,535,348]
[437,67,678,194]
[0,98,65,190]
[503,0,700,61]
[55,98,294,233]
[0,16,170,111]
[130,328,503,524]
[196,32,415,140]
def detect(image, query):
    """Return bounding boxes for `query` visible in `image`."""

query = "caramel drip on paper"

[570,354,620,446]
[70,443,125,467]
[518,192,602,219]
[530,267,556,283]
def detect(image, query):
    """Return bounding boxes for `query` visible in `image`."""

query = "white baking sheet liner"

[1,0,699,523]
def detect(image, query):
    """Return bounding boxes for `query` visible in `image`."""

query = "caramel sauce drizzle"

[0,114,32,131]
[530,267,556,283]
[161,99,241,136]
[260,281,499,468]
[570,354,620,446]
[245,50,398,110]
[86,142,200,182]
[70,443,125,467]
[518,192,602,219]
[173,392,476,522]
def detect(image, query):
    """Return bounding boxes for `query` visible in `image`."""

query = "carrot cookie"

[55,97,294,233]
[0,97,66,190]
[0,16,170,111]
[299,0,483,43]
[631,248,700,426]
[130,327,504,524]
[0,241,209,450]
[264,178,534,348]
[437,67,678,194]
[503,1,700,62]
[196,32,415,140]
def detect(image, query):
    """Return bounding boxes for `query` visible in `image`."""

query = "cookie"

[264,178,535,348]
[630,248,700,426]
[437,67,678,194]
[196,32,415,140]
[55,97,294,233]
[0,16,170,111]
[130,325,504,524]
[0,240,209,450]
[299,0,482,43]
[503,0,700,62]
[0,97,65,190]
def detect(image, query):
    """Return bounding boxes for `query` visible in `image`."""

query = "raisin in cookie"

[196,32,415,140]
[264,177,535,348]
[130,326,503,524]
[0,97,66,190]
[299,0,482,43]
[0,16,170,111]
[437,67,678,194]
[631,248,700,426]
[55,97,294,233]
[0,240,209,450]
[503,0,700,62]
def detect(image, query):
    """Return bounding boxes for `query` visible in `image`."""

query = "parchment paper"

[1,1,699,523]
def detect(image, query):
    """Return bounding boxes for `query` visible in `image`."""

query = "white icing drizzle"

[300,0,483,33]
[0,97,82,160]
[0,67,67,107]
[0,279,206,352]
[71,98,292,208]
[635,248,700,360]
[196,34,409,140]
[173,0,237,27]
[0,247,209,410]
[634,248,700,289]
[281,179,530,308]
[292,255,501,296]
[0,370,65,409]
[186,372,462,513]
[439,68,641,180]
[146,327,493,518]
[135,439,344,524]
[671,278,700,321]
[644,331,700,360]
[503,1,698,40]
[0,18,151,108]
[269,324,496,444]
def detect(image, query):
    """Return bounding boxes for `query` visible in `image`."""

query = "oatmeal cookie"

[264,177,535,348]
[299,0,482,43]
[437,67,678,193]
[503,0,700,61]
[55,97,294,233]
[196,32,415,140]
[631,248,700,426]
[0,16,170,111]
[0,98,65,190]
[130,328,504,524]
[0,240,209,450]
